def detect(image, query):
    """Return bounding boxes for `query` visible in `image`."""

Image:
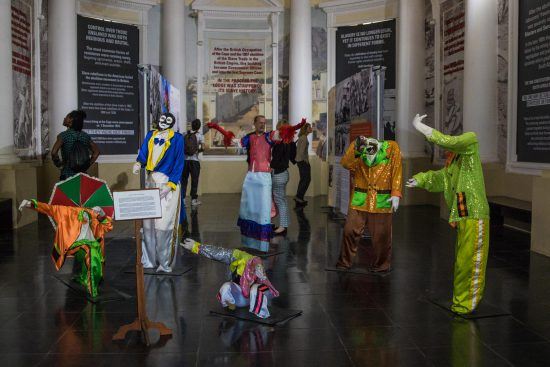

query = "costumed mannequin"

[336,136,402,272]
[237,115,276,251]
[237,117,305,250]
[133,112,184,272]
[180,239,279,318]
[407,114,489,314]
[18,200,113,297]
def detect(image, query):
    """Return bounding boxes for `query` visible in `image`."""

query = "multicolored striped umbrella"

[48,173,114,227]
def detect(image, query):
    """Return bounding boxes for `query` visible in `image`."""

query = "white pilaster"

[396,0,426,157]
[0,0,17,164]
[289,0,312,126]
[48,0,77,148]
[463,0,498,162]
[162,0,186,130]
[196,10,204,124]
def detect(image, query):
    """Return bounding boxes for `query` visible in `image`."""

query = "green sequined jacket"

[413,129,489,223]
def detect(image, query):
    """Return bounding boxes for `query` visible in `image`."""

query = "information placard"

[77,16,140,155]
[113,190,162,221]
[517,0,550,163]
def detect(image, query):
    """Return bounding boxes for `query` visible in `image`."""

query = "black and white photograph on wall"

[440,0,465,143]
[12,0,35,158]
[424,0,436,157]
[335,82,351,157]
[497,0,509,162]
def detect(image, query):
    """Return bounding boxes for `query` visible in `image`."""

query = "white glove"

[132,162,142,175]
[406,178,418,188]
[388,196,400,212]
[181,238,197,251]
[159,184,172,199]
[18,199,32,211]
[412,114,433,138]
[92,206,105,217]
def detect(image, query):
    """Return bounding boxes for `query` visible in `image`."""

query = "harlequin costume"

[412,129,490,314]
[135,113,185,272]
[336,139,403,272]
[183,240,279,318]
[28,200,113,297]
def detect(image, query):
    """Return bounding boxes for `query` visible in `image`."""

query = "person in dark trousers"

[182,119,204,206]
[295,123,312,207]
[51,110,99,180]
[270,120,296,236]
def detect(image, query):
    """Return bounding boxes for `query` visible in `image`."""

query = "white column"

[462,0,498,162]
[396,0,426,157]
[162,0,186,130]
[48,0,77,148]
[289,0,312,126]
[0,0,17,164]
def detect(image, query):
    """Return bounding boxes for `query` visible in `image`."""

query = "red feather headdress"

[207,122,236,148]
[278,118,307,143]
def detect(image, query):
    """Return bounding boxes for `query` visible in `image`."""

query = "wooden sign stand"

[112,219,172,345]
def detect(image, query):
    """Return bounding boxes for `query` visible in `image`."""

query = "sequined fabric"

[248,134,272,172]
[197,243,234,264]
[341,140,403,213]
[413,129,489,223]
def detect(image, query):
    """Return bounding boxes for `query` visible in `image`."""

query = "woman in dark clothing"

[270,120,296,236]
[51,110,100,180]
[295,123,312,207]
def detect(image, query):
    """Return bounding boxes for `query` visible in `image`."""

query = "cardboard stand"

[113,220,172,345]
[54,274,131,303]
[428,298,511,319]
[210,305,303,326]
[325,266,392,277]
[122,264,193,276]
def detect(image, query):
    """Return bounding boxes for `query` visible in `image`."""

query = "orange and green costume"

[29,200,113,297]
[337,140,402,271]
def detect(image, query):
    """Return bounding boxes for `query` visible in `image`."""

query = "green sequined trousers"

[70,239,103,298]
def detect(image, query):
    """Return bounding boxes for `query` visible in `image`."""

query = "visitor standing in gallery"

[295,123,312,207]
[182,119,204,206]
[51,110,100,180]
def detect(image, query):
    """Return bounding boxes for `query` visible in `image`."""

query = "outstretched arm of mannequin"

[412,114,433,138]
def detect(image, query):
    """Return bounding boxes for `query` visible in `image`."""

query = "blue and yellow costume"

[135,127,185,272]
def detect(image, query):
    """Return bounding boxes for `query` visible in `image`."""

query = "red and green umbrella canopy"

[49,173,114,221]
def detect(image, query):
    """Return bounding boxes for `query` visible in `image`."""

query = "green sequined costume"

[413,129,490,314]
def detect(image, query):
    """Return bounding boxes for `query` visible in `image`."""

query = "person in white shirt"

[182,119,204,206]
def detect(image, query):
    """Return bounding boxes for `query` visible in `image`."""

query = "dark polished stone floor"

[1,194,549,366]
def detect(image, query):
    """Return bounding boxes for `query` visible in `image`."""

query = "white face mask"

[158,115,174,130]
[364,138,380,165]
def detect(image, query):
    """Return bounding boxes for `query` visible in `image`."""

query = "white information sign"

[113,189,162,221]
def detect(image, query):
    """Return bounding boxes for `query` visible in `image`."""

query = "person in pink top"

[238,115,277,251]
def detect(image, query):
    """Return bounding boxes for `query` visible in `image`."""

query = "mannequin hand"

[412,114,432,137]
[132,162,142,175]
[388,196,400,212]
[159,184,172,199]
[181,238,197,251]
[406,178,418,188]
[18,199,32,211]
[92,206,105,217]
